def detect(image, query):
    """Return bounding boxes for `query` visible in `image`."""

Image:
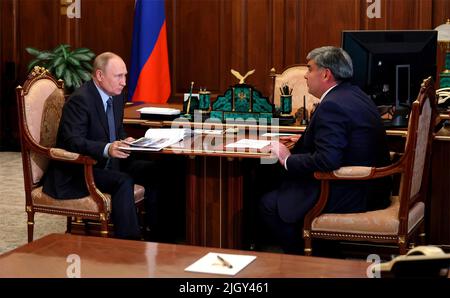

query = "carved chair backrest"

[17,68,65,186]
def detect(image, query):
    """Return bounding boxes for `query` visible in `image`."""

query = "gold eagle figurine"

[230,69,255,84]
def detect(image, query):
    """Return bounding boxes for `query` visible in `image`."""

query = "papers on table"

[193,129,224,135]
[261,132,297,137]
[137,107,181,116]
[184,252,256,276]
[118,128,189,151]
[225,139,271,150]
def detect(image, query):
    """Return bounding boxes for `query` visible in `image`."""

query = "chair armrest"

[314,163,403,181]
[48,148,107,212]
[49,148,96,165]
[314,166,374,180]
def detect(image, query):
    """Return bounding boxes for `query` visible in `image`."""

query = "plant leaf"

[75,68,91,82]
[51,56,65,68]
[81,61,93,71]
[53,44,70,54]
[84,52,96,59]
[36,51,55,60]
[72,48,92,54]
[67,56,81,67]
[70,53,93,61]
[61,46,68,60]
[63,70,73,88]
[70,69,82,88]
[55,62,66,79]
[26,47,42,56]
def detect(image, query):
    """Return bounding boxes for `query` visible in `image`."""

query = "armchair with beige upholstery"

[270,65,320,120]
[302,77,437,256]
[16,66,145,242]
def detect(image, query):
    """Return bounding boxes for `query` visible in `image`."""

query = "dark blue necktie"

[106,97,116,142]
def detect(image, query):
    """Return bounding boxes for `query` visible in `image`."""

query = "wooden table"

[0,234,371,278]
[123,103,450,247]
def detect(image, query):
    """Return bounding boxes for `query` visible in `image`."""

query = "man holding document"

[43,52,163,240]
[259,46,392,254]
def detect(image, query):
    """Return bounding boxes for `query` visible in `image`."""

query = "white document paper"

[118,128,189,151]
[261,132,297,137]
[184,252,256,276]
[137,107,181,115]
[225,139,271,149]
[184,93,199,102]
[193,129,224,135]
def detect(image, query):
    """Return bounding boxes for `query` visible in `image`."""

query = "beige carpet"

[0,152,66,254]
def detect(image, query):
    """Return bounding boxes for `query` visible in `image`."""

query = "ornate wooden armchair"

[16,67,145,242]
[269,65,320,120]
[302,77,437,256]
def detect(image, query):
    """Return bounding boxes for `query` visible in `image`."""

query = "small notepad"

[184,252,256,276]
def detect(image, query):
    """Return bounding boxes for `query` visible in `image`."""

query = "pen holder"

[280,94,292,115]
[199,90,211,110]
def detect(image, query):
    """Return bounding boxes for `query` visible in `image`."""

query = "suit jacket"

[279,82,391,223]
[43,80,127,199]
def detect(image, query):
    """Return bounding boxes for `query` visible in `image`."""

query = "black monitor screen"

[342,30,437,109]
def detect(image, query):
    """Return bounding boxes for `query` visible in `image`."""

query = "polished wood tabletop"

[0,234,371,278]
[123,103,410,137]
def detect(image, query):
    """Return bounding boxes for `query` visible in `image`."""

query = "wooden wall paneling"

[270,0,286,71]
[171,0,222,100]
[387,0,431,29]
[230,0,247,86]
[268,0,303,93]
[300,0,360,62]
[417,0,433,29]
[283,0,302,66]
[432,0,450,27]
[218,0,233,95]
[79,0,135,70]
[246,0,272,93]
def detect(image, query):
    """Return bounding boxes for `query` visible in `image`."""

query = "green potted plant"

[26,44,95,91]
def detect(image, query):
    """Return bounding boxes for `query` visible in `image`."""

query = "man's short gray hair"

[306,46,353,81]
[92,52,121,76]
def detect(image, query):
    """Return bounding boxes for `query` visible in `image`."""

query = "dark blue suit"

[43,80,159,239]
[260,82,391,253]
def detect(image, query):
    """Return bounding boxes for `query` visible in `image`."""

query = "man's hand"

[108,140,130,158]
[270,141,291,167]
[123,136,135,143]
[279,135,301,143]
[279,135,301,149]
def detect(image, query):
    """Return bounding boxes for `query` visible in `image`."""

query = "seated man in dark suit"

[260,46,391,254]
[43,52,163,240]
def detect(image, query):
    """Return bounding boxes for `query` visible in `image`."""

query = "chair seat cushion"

[311,196,424,235]
[31,184,145,213]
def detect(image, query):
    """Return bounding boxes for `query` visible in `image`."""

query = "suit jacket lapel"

[87,80,109,138]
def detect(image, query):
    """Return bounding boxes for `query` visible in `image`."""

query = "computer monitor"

[342,30,437,126]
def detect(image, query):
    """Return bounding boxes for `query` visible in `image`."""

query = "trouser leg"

[94,168,141,239]
[259,190,303,254]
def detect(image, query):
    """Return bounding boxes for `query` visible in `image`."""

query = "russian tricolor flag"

[129,0,171,103]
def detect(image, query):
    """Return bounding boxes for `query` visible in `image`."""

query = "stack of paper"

[119,128,189,151]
